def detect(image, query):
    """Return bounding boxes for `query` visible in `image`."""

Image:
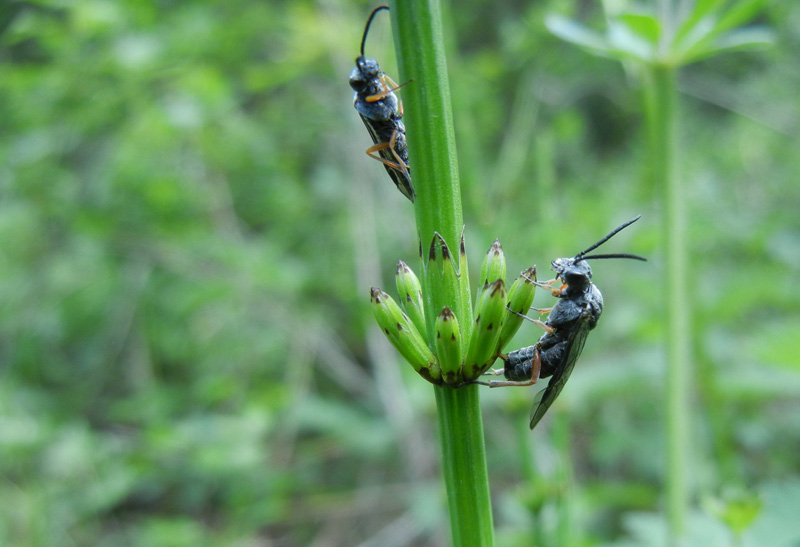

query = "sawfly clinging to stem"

[349,6,415,202]
[479,216,647,429]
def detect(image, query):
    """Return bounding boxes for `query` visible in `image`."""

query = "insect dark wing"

[528,306,593,429]
[360,115,414,201]
[384,156,414,202]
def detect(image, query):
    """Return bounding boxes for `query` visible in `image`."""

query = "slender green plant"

[389,0,494,540]
[546,0,772,543]
[365,0,513,543]
[367,0,544,542]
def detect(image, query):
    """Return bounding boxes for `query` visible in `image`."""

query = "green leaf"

[716,0,770,35]
[752,319,800,371]
[675,0,727,44]
[545,14,614,56]
[691,0,729,21]
[608,18,657,62]
[682,26,774,64]
[673,16,717,61]
[547,13,660,63]
[617,13,661,45]
[703,491,762,535]
[674,0,771,64]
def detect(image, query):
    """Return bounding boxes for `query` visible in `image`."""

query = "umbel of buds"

[369,233,537,386]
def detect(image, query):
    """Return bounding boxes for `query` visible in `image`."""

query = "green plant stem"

[434,384,493,546]
[390,0,494,544]
[644,63,690,544]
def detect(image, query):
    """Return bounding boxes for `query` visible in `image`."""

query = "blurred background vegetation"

[1,0,798,545]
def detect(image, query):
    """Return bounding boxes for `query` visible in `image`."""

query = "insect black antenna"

[581,253,647,262]
[361,5,390,58]
[575,215,642,261]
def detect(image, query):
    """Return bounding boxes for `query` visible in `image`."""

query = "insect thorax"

[547,284,603,331]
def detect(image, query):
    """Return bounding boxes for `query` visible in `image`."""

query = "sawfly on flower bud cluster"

[481,216,647,429]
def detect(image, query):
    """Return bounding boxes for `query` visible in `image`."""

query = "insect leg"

[533,320,554,333]
[487,347,542,387]
[385,129,409,175]
[366,130,410,176]
[365,138,405,172]
[529,278,566,296]
[365,76,412,105]
[544,283,567,297]
[505,307,539,323]
[505,306,553,332]
[381,74,409,116]
[474,358,514,385]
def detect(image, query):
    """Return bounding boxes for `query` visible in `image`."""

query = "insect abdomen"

[502,345,536,381]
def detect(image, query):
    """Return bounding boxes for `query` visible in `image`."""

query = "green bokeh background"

[1,0,798,545]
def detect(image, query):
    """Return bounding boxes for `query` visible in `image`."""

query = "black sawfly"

[349,6,415,202]
[481,216,646,429]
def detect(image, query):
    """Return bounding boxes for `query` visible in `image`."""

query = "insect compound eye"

[349,67,366,90]
[349,58,367,83]
[550,258,568,276]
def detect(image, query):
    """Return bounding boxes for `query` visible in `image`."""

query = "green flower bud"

[435,307,462,385]
[497,266,537,351]
[427,231,460,282]
[395,260,426,336]
[477,239,506,302]
[424,232,468,343]
[459,229,472,317]
[463,279,506,380]
[370,287,441,384]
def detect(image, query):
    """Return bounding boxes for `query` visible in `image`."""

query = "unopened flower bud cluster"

[370,234,536,386]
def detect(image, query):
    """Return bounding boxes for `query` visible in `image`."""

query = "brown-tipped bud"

[458,228,473,328]
[463,279,506,380]
[395,260,426,335]
[435,307,462,385]
[369,287,441,384]
[424,232,467,327]
[459,228,468,281]
[427,232,450,263]
[478,239,506,296]
[427,231,464,275]
[497,266,537,351]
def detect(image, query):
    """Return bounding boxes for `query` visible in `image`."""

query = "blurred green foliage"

[0,0,798,545]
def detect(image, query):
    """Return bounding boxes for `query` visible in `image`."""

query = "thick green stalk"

[390,0,494,544]
[433,384,493,546]
[644,63,689,544]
